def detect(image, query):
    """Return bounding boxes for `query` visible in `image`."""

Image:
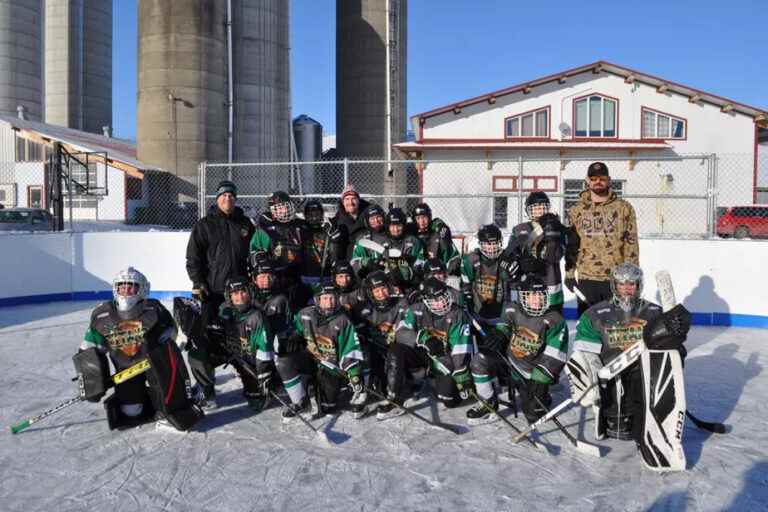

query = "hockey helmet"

[332,260,355,291]
[478,224,504,260]
[364,204,385,231]
[314,285,340,317]
[423,258,447,282]
[610,263,644,313]
[112,267,150,317]
[421,277,453,316]
[386,207,407,239]
[517,275,549,317]
[225,275,252,312]
[365,270,393,309]
[525,191,551,220]
[268,190,295,223]
[304,200,325,227]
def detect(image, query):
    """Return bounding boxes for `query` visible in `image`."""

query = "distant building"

[396,61,768,235]
[0,114,158,222]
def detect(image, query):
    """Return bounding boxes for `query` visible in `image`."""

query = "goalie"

[567,263,691,471]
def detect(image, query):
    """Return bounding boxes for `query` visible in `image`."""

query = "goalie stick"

[10,358,151,434]
[357,237,403,258]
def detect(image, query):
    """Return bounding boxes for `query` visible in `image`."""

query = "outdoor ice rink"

[1,301,766,512]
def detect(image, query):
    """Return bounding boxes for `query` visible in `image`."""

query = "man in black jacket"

[332,185,371,259]
[185,180,255,406]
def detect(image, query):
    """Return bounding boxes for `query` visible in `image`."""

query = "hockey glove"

[499,252,520,276]
[192,283,209,303]
[518,255,545,274]
[480,329,508,354]
[539,213,563,238]
[326,226,343,242]
[421,337,446,358]
[280,334,306,355]
[644,304,691,350]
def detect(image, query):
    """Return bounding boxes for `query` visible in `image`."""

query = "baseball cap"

[587,162,609,178]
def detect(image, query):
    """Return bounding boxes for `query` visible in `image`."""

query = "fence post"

[343,158,349,188]
[517,155,524,226]
[198,161,206,220]
[709,153,718,239]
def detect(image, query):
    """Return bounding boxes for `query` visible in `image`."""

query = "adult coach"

[185,180,255,406]
[565,162,639,316]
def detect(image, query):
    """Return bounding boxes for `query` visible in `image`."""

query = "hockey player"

[377,278,473,418]
[332,260,366,313]
[352,271,410,394]
[568,263,690,446]
[248,253,292,355]
[216,276,276,412]
[461,224,513,345]
[276,286,367,419]
[250,191,312,310]
[466,276,568,424]
[350,204,389,277]
[301,200,342,290]
[77,268,202,431]
[500,191,567,312]
[410,202,461,275]
[381,207,425,294]
[409,258,462,306]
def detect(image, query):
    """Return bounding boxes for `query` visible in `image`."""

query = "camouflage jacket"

[566,190,639,281]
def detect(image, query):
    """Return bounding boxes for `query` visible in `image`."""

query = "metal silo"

[137,0,228,191]
[336,0,407,195]
[44,0,112,134]
[292,114,322,195]
[0,0,43,121]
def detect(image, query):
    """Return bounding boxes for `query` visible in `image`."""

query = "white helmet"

[112,267,150,316]
[610,263,643,313]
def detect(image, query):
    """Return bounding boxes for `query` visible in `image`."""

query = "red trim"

[492,175,558,192]
[503,106,551,139]
[640,106,687,140]
[452,234,466,254]
[410,137,663,144]
[418,118,424,142]
[413,60,768,122]
[754,124,759,204]
[165,343,177,405]
[572,93,619,139]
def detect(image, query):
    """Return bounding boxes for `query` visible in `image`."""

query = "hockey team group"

[58,160,701,473]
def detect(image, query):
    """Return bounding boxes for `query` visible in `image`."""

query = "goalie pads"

[145,341,204,431]
[73,348,110,402]
[565,351,602,407]
[638,349,687,472]
[173,296,205,351]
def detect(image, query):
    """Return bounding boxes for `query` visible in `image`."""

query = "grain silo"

[44,0,112,134]
[137,0,290,205]
[0,0,43,121]
[292,114,322,194]
[336,0,407,195]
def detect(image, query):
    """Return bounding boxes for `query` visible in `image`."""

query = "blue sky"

[113,0,768,141]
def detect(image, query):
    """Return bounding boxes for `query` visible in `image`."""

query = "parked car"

[0,208,54,232]
[716,205,768,239]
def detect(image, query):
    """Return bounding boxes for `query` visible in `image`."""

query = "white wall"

[0,232,766,324]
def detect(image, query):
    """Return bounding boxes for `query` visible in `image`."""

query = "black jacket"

[186,205,255,294]
[332,198,371,259]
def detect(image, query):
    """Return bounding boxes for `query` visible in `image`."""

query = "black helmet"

[364,204,385,230]
[314,285,340,317]
[411,202,432,221]
[423,258,447,281]
[386,208,407,239]
[224,275,252,312]
[365,270,393,309]
[421,277,452,316]
[304,200,325,226]
[477,224,503,259]
[248,251,275,276]
[525,191,551,220]
[268,190,295,222]
[516,275,549,317]
[332,260,355,291]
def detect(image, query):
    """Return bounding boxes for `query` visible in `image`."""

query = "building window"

[641,108,686,139]
[493,196,508,228]
[28,186,43,208]
[63,162,99,209]
[574,95,617,137]
[14,133,45,162]
[563,179,625,220]
[505,107,550,138]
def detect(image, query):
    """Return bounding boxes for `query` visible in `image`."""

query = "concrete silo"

[0,0,43,121]
[44,0,112,134]
[336,0,407,195]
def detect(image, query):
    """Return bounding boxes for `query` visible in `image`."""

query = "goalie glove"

[644,304,691,350]
[565,351,603,407]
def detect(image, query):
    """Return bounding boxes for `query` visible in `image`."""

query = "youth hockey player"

[332,260,366,312]
[501,191,567,311]
[410,202,460,275]
[381,207,425,293]
[248,253,292,355]
[568,263,690,449]
[377,278,473,419]
[350,204,389,277]
[466,276,568,424]
[302,200,342,289]
[276,286,368,419]
[77,267,202,431]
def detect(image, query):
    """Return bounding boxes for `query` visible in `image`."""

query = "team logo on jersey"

[475,274,502,304]
[106,320,145,357]
[307,333,337,363]
[606,318,647,351]
[509,325,541,359]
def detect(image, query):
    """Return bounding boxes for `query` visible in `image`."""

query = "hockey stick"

[685,411,726,434]
[318,221,332,285]
[467,388,543,450]
[316,358,465,435]
[511,339,645,444]
[357,237,403,258]
[10,358,151,434]
[463,309,596,454]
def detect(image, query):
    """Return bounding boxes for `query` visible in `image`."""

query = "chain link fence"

[200,153,765,240]
[1,152,764,238]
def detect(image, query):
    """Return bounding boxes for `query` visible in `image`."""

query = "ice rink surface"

[1,301,766,512]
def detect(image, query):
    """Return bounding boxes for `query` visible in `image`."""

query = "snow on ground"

[1,301,766,512]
